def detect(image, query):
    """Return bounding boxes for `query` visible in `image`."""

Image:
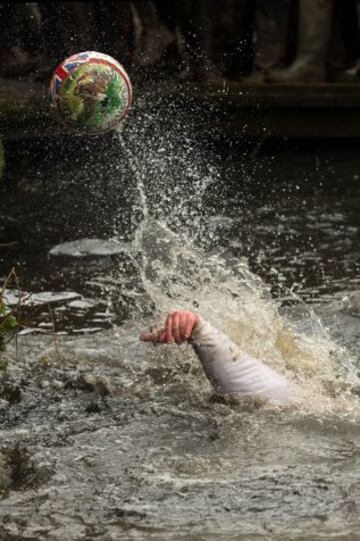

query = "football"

[50,51,132,134]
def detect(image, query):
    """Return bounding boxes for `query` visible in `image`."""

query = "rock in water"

[49,239,129,258]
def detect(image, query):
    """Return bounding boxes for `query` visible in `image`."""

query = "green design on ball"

[59,63,127,133]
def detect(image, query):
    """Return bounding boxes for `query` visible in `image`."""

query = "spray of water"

[113,91,360,416]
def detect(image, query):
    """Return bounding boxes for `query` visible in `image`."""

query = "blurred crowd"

[1,0,360,84]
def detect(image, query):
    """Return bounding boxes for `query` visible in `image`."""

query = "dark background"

[0,1,359,83]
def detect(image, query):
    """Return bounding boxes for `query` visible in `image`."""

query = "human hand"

[140,310,200,344]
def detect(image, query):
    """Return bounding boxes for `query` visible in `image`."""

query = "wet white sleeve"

[189,318,294,402]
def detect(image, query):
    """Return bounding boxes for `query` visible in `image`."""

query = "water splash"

[113,94,360,416]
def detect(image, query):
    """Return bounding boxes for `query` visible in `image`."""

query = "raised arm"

[140,310,294,402]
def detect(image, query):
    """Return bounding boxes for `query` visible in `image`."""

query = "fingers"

[167,311,198,343]
[140,330,156,342]
[140,328,165,343]
[166,313,174,343]
[172,312,181,343]
[157,329,168,343]
[140,311,199,345]
[184,313,195,339]
[179,312,188,341]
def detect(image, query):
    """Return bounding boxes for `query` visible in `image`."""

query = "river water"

[1,94,360,540]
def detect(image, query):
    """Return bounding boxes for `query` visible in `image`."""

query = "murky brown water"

[1,100,360,540]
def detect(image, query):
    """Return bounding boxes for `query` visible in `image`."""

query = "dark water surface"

[1,126,360,540]
[2,138,360,327]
